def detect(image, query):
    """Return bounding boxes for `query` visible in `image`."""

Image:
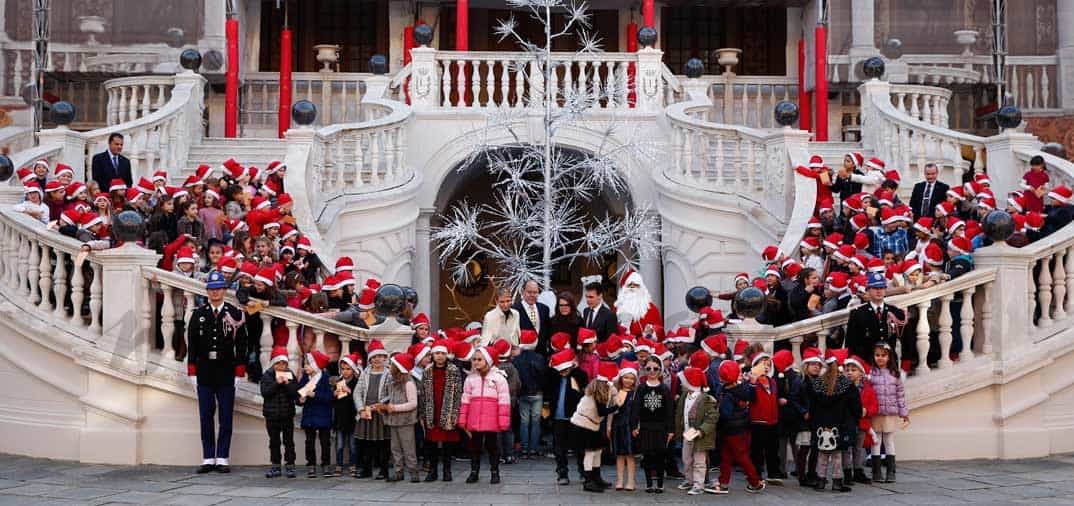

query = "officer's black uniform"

[187,296,248,473]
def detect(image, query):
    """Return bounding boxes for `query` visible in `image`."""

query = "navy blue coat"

[513,350,549,397]
[297,372,333,429]
[714,381,755,436]
[777,369,808,435]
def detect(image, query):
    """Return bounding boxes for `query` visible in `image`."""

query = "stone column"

[850,0,877,55]
[388,0,414,73]
[414,208,435,322]
[408,47,440,110]
[635,47,665,113]
[972,243,1034,366]
[93,244,162,366]
[638,212,663,318]
[982,130,1041,205]
[200,0,228,55]
[1058,0,1074,108]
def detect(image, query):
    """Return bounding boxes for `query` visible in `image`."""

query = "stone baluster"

[937,294,955,368]
[1026,71,1036,109]
[106,88,117,125]
[18,235,30,297]
[513,61,525,108]
[161,287,176,361]
[528,59,544,109]
[973,146,985,174]
[915,301,931,375]
[1053,250,1068,320]
[790,335,803,367]
[440,61,452,106]
[89,263,103,334]
[141,84,152,118]
[498,60,509,106]
[260,312,276,368]
[184,292,196,333]
[455,60,466,107]
[369,130,382,184]
[817,328,829,355]
[38,244,52,310]
[128,86,140,123]
[470,60,481,107]
[118,87,129,125]
[284,319,300,368]
[156,84,168,108]
[12,51,23,95]
[959,287,976,361]
[141,279,155,359]
[1066,247,1074,315]
[52,251,68,319]
[1010,66,1020,107]
[895,92,906,114]
[314,329,326,354]
[1038,257,1053,325]
[909,93,920,121]
[353,134,365,187]
[321,77,332,125]
[981,282,994,355]
[482,60,495,106]
[383,128,396,182]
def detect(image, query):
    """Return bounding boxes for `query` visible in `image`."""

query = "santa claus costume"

[615,270,665,341]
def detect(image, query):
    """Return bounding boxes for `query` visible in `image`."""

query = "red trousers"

[719,433,762,486]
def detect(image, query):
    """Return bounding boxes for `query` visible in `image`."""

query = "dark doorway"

[662,5,787,75]
[259,0,388,72]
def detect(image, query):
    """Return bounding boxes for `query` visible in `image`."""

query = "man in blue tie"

[91,133,133,191]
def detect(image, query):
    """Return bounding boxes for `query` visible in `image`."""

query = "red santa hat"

[64,181,86,200]
[734,272,750,286]
[340,352,361,373]
[718,360,740,384]
[431,339,451,355]
[261,178,280,197]
[549,349,577,371]
[761,245,782,263]
[844,194,864,213]
[867,257,886,273]
[764,265,782,280]
[277,193,294,207]
[266,160,287,174]
[808,154,824,169]
[850,213,869,232]
[948,235,973,256]
[279,224,299,242]
[844,355,869,374]
[834,244,855,262]
[750,350,772,367]
[296,236,314,253]
[605,335,624,359]
[801,347,824,366]
[826,271,850,293]
[901,260,922,276]
[519,329,538,350]
[974,173,991,186]
[680,367,706,391]
[596,361,619,383]
[850,255,866,271]
[924,243,945,267]
[772,350,794,375]
[16,168,34,184]
[977,196,996,210]
[151,169,168,183]
[390,352,415,374]
[865,157,885,172]
[365,278,382,291]
[452,341,474,361]
[947,186,965,202]
[806,216,822,232]
[701,333,728,358]
[78,211,104,230]
[689,349,710,370]
[935,201,954,218]
[357,288,376,310]
[335,256,354,273]
[782,260,802,279]
[22,181,42,196]
[654,343,672,361]
[826,348,848,367]
[876,190,895,208]
[947,218,966,235]
[617,360,639,380]
[52,163,74,179]
[44,180,66,194]
[411,312,430,329]
[194,164,214,183]
[666,326,693,344]
[550,332,571,352]
[222,158,244,179]
[492,339,512,360]
[238,261,258,279]
[307,350,330,373]
[577,327,597,346]
[366,339,388,359]
[254,267,276,286]
[913,217,934,236]
[884,169,901,185]
[175,246,197,266]
[1048,185,1072,205]
[853,232,870,251]
[698,306,725,329]
[1026,211,1044,232]
[732,338,750,360]
[270,346,290,366]
[846,152,864,170]
[823,233,844,251]
[619,268,643,288]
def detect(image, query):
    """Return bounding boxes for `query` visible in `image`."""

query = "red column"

[642,0,655,28]
[797,38,812,133]
[456,0,469,50]
[225,18,239,138]
[403,25,414,104]
[814,24,828,141]
[627,21,637,107]
[278,28,293,138]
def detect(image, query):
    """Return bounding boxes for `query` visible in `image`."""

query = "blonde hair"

[586,378,611,405]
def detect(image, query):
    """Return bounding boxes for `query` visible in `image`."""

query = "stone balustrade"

[239,72,372,134]
[0,43,174,97]
[889,84,952,128]
[694,75,799,129]
[104,75,175,125]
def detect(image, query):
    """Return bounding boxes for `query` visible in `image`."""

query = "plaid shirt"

[868,227,909,257]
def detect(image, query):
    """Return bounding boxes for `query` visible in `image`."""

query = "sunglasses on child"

[644,366,660,372]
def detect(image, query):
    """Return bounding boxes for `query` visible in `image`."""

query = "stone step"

[806,141,874,168]
[185,137,290,171]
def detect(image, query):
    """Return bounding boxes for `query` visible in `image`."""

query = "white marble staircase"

[184,137,290,175]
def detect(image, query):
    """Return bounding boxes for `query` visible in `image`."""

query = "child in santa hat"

[420,339,464,482]
[609,361,641,491]
[744,346,783,485]
[381,352,421,482]
[261,347,300,478]
[714,361,765,494]
[492,339,521,465]
[571,362,622,493]
[458,346,512,484]
[795,348,824,487]
[634,356,673,493]
[354,340,392,479]
[843,355,878,485]
[298,350,334,477]
[673,367,718,496]
[807,350,860,492]
[333,353,361,477]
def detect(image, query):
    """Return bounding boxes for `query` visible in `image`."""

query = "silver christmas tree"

[432,0,659,293]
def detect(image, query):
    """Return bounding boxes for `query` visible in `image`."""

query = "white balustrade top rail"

[889,83,953,128]
[0,41,177,96]
[240,71,372,133]
[103,75,175,125]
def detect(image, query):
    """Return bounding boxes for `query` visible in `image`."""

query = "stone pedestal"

[635,48,665,113]
[37,127,87,182]
[93,244,161,366]
[982,130,1041,203]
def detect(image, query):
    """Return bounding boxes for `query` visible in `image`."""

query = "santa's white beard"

[617,286,652,323]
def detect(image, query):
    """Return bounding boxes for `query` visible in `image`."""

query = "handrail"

[103,75,176,90]
[433,50,641,62]
[81,75,188,141]
[866,81,986,146]
[146,268,369,341]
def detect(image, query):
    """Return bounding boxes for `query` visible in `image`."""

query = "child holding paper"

[298,350,333,478]
[261,346,300,478]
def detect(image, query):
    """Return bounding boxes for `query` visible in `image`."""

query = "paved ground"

[1,452,1074,505]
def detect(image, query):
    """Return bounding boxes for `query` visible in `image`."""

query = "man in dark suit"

[514,279,551,354]
[845,272,907,364]
[908,163,949,221]
[580,282,617,343]
[91,132,133,191]
[187,271,248,474]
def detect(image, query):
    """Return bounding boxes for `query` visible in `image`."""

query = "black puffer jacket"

[807,374,861,450]
[260,367,300,421]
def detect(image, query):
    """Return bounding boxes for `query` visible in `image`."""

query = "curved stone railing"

[239,71,373,133]
[695,75,799,130]
[664,79,813,255]
[103,75,175,125]
[889,83,952,128]
[859,79,985,183]
[906,64,983,86]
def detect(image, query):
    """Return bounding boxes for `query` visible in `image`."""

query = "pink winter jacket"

[458,368,511,432]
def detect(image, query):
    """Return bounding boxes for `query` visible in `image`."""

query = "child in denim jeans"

[333,353,361,477]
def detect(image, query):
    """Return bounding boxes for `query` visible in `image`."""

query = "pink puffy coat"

[458,368,511,432]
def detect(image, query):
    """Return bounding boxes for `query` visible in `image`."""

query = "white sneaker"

[687,485,704,495]
[677,480,692,490]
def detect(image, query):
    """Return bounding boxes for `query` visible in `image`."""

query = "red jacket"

[748,375,779,426]
[859,379,878,432]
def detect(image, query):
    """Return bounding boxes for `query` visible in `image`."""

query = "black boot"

[583,471,605,493]
[871,458,883,483]
[490,465,501,485]
[655,471,664,493]
[853,468,872,484]
[884,455,896,483]
[466,460,480,484]
[842,469,854,486]
[813,478,827,491]
[265,466,281,478]
[425,453,439,482]
[644,469,654,493]
[832,478,851,492]
[593,467,612,489]
[442,455,453,482]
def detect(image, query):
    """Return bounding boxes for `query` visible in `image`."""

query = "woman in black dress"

[633,356,674,493]
[548,291,582,347]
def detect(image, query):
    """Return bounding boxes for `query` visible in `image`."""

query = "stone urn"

[954,30,979,57]
[314,44,341,72]
[79,15,107,45]
[715,48,742,74]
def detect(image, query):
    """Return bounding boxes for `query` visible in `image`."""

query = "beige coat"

[480,307,521,346]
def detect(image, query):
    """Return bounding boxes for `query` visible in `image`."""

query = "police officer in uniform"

[845,272,907,364]
[187,271,248,473]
